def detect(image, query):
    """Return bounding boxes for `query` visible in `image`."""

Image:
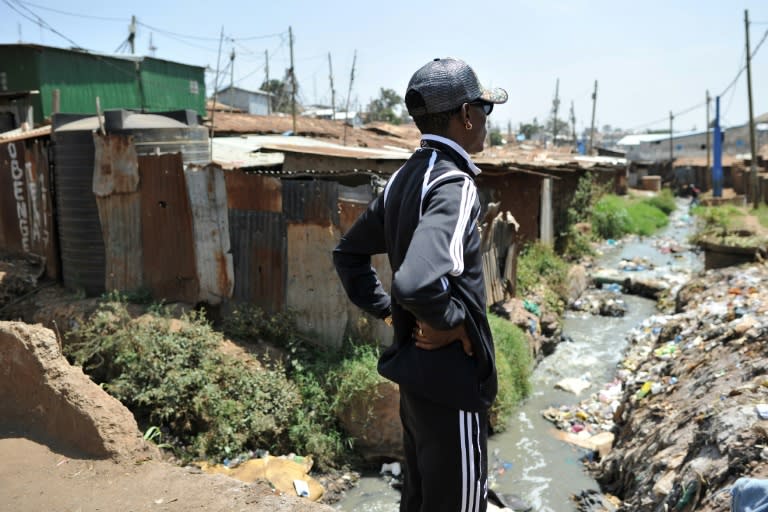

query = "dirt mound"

[0,321,152,459]
[0,320,335,511]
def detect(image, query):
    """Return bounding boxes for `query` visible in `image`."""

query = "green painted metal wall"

[0,45,206,123]
[139,58,205,115]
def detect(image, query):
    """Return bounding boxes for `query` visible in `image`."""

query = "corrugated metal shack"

[49,109,231,303]
[212,136,626,346]
[0,44,206,124]
[0,127,58,279]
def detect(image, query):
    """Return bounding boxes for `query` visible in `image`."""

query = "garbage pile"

[549,262,768,511]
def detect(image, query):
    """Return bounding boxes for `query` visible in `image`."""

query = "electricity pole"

[328,52,336,120]
[289,26,297,133]
[229,48,235,112]
[669,111,674,165]
[210,25,224,158]
[745,9,759,208]
[129,15,136,54]
[589,80,598,154]
[569,100,576,143]
[551,78,560,146]
[706,90,711,190]
[343,50,357,146]
[265,50,271,115]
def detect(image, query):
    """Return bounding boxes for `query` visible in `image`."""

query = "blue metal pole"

[713,96,723,197]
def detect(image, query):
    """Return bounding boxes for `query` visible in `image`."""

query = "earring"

[465,120,473,131]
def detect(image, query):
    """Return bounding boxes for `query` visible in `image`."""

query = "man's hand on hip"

[413,321,474,356]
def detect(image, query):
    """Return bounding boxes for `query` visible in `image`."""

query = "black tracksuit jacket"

[333,134,497,412]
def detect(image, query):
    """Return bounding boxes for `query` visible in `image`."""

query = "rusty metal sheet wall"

[286,223,348,347]
[139,153,199,302]
[282,180,339,226]
[96,194,142,292]
[337,197,394,346]
[185,164,233,305]
[228,209,285,312]
[224,171,282,212]
[477,173,542,244]
[337,183,373,204]
[0,139,58,277]
[93,134,142,292]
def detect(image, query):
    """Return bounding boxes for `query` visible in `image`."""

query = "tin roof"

[212,135,411,171]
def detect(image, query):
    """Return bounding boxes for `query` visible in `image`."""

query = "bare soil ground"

[0,433,331,512]
[0,250,334,512]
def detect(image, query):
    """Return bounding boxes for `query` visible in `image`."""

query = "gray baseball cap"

[405,57,508,116]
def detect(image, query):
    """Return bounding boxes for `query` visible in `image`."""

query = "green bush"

[516,242,569,313]
[592,195,632,239]
[66,302,303,462]
[626,201,669,235]
[489,314,532,431]
[645,189,676,214]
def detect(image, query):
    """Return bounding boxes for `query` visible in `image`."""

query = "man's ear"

[461,103,471,122]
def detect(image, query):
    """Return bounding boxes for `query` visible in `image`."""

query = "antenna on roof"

[148,32,157,57]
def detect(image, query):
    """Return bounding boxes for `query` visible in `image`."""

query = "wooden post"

[289,26,297,133]
[343,50,357,146]
[588,80,598,154]
[706,90,711,190]
[329,52,336,121]
[52,89,60,114]
[745,9,759,208]
[265,49,271,115]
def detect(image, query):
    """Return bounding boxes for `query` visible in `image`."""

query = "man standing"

[334,57,507,512]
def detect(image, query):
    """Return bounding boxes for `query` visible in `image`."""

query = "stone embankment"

[550,261,768,511]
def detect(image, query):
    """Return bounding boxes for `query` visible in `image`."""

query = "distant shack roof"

[213,134,625,180]
[212,135,411,173]
[206,112,420,149]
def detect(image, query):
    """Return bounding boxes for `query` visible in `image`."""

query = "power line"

[136,21,222,42]
[629,26,768,132]
[4,0,82,48]
[718,28,768,97]
[13,0,125,22]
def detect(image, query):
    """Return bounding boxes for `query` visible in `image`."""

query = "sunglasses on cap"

[469,100,493,115]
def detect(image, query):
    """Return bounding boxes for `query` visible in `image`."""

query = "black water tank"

[52,110,210,295]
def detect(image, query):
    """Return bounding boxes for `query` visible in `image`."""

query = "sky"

[3,0,768,135]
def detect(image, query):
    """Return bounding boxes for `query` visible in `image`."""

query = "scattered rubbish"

[293,479,310,498]
[523,299,540,316]
[195,453,323,501]
[757,404,768,420]
[555,376,592,395]
[380,461,402,477]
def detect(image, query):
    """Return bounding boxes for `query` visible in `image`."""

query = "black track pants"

[399,389,488,512]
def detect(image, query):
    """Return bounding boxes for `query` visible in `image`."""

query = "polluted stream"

[335,201,701,511]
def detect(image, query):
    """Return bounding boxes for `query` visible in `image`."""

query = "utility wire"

[13,0,125,22]
[4,0,81,48]
[718,27,768,97]
[629,26,768,132]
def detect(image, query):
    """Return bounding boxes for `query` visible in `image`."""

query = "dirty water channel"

[335,201,701,512]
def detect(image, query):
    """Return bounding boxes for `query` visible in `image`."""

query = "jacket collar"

[420,134,482,176]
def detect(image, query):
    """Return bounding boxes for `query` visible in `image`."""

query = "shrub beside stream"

[66,298,533,469]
